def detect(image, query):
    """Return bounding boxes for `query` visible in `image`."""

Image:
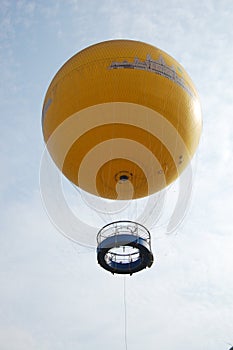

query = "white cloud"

[0,327,41,350]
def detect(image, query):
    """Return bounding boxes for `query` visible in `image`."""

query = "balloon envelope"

[42,39,202,200]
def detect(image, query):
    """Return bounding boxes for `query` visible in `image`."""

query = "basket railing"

[97,220,151,245]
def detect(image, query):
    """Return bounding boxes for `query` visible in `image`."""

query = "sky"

[0,0,233,349]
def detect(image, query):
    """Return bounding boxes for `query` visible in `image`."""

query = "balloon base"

[97,221,154,275]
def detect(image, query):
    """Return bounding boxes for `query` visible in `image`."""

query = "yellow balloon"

[42,39,202,200]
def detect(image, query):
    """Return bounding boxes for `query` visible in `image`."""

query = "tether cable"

[123,275,128,350]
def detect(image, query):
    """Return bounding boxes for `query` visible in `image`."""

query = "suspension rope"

[123,275,128,350]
